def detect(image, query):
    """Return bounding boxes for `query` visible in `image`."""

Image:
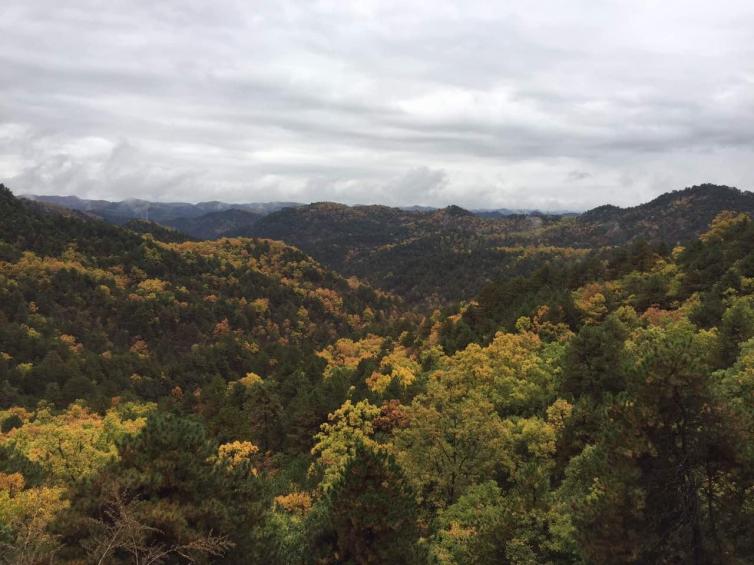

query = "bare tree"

[84,489,233,564]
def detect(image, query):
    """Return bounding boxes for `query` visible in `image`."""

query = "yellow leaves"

[517,306,574,341]
[427,318,444,347]
[445,521,476,540]
[515,316,533,333]
[700,211,751,243]
[217,440,260,471]
[0,472,25,495]
[395,388,506,507]
[22,325,40,339]
[313,287,343,315]
[1,403,152,484]
[310,400,381,492]
[612,304,640,327]
[296,306,309,321]
[136,278,169,299]
[171,237,371,328]
[59,334,83,354]
[237,372,264,389]
[366,347,420,393]
[1,250,116,285]
[213,318,231,336]
[250,297,269,313]
[318,335,384,379]
[274,491,313,516]
[136,278,168,293]
[0,480,68,554]
[509,417,556,458]
[444,331,538,384]
[129,338,150,358]
[362,306,375,322]
[428,330,559,419]
[546,399,574,434]
[574,282,617,324]
[741,276,754,293]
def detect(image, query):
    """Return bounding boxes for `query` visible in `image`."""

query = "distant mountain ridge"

[21,194,565,242]
[17,183,754,305]
[21,194,302,224]
[554,183,754,246]
[236,184,754,303]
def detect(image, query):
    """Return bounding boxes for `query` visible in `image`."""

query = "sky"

[1,1,753,210]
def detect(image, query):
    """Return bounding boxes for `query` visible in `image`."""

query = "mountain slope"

[560,183,754,246]
[240,184,754,304]
[164,209,263,240]
[0,184,398,405]
[242,202,560,304]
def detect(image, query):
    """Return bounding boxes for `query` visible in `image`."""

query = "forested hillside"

[2,183,754,563]
[242,203,564,305]
[28,184,754,308]
[541,183,754,247]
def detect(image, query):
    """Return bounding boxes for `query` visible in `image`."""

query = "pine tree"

[329,442,419,564]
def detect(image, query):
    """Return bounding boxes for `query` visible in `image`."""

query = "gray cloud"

[567,170,591,183]
[1,0,753,210]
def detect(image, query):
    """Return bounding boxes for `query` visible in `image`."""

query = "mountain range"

[21,194,300,225]
[19,183,754,305]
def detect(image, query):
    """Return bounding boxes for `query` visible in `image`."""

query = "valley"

[2,183,754,563]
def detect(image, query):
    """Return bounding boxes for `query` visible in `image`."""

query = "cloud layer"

[1,0,753,209]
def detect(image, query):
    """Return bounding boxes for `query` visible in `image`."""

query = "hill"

[552,183,754,246]
[123,219,194,243]
[0,184,399,407]
[241,202,561,304]
[164,208,263,240]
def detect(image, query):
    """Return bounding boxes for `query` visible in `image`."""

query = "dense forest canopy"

[2,183,754,563]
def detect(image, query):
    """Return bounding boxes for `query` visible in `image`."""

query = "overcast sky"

[1,1,753,210]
